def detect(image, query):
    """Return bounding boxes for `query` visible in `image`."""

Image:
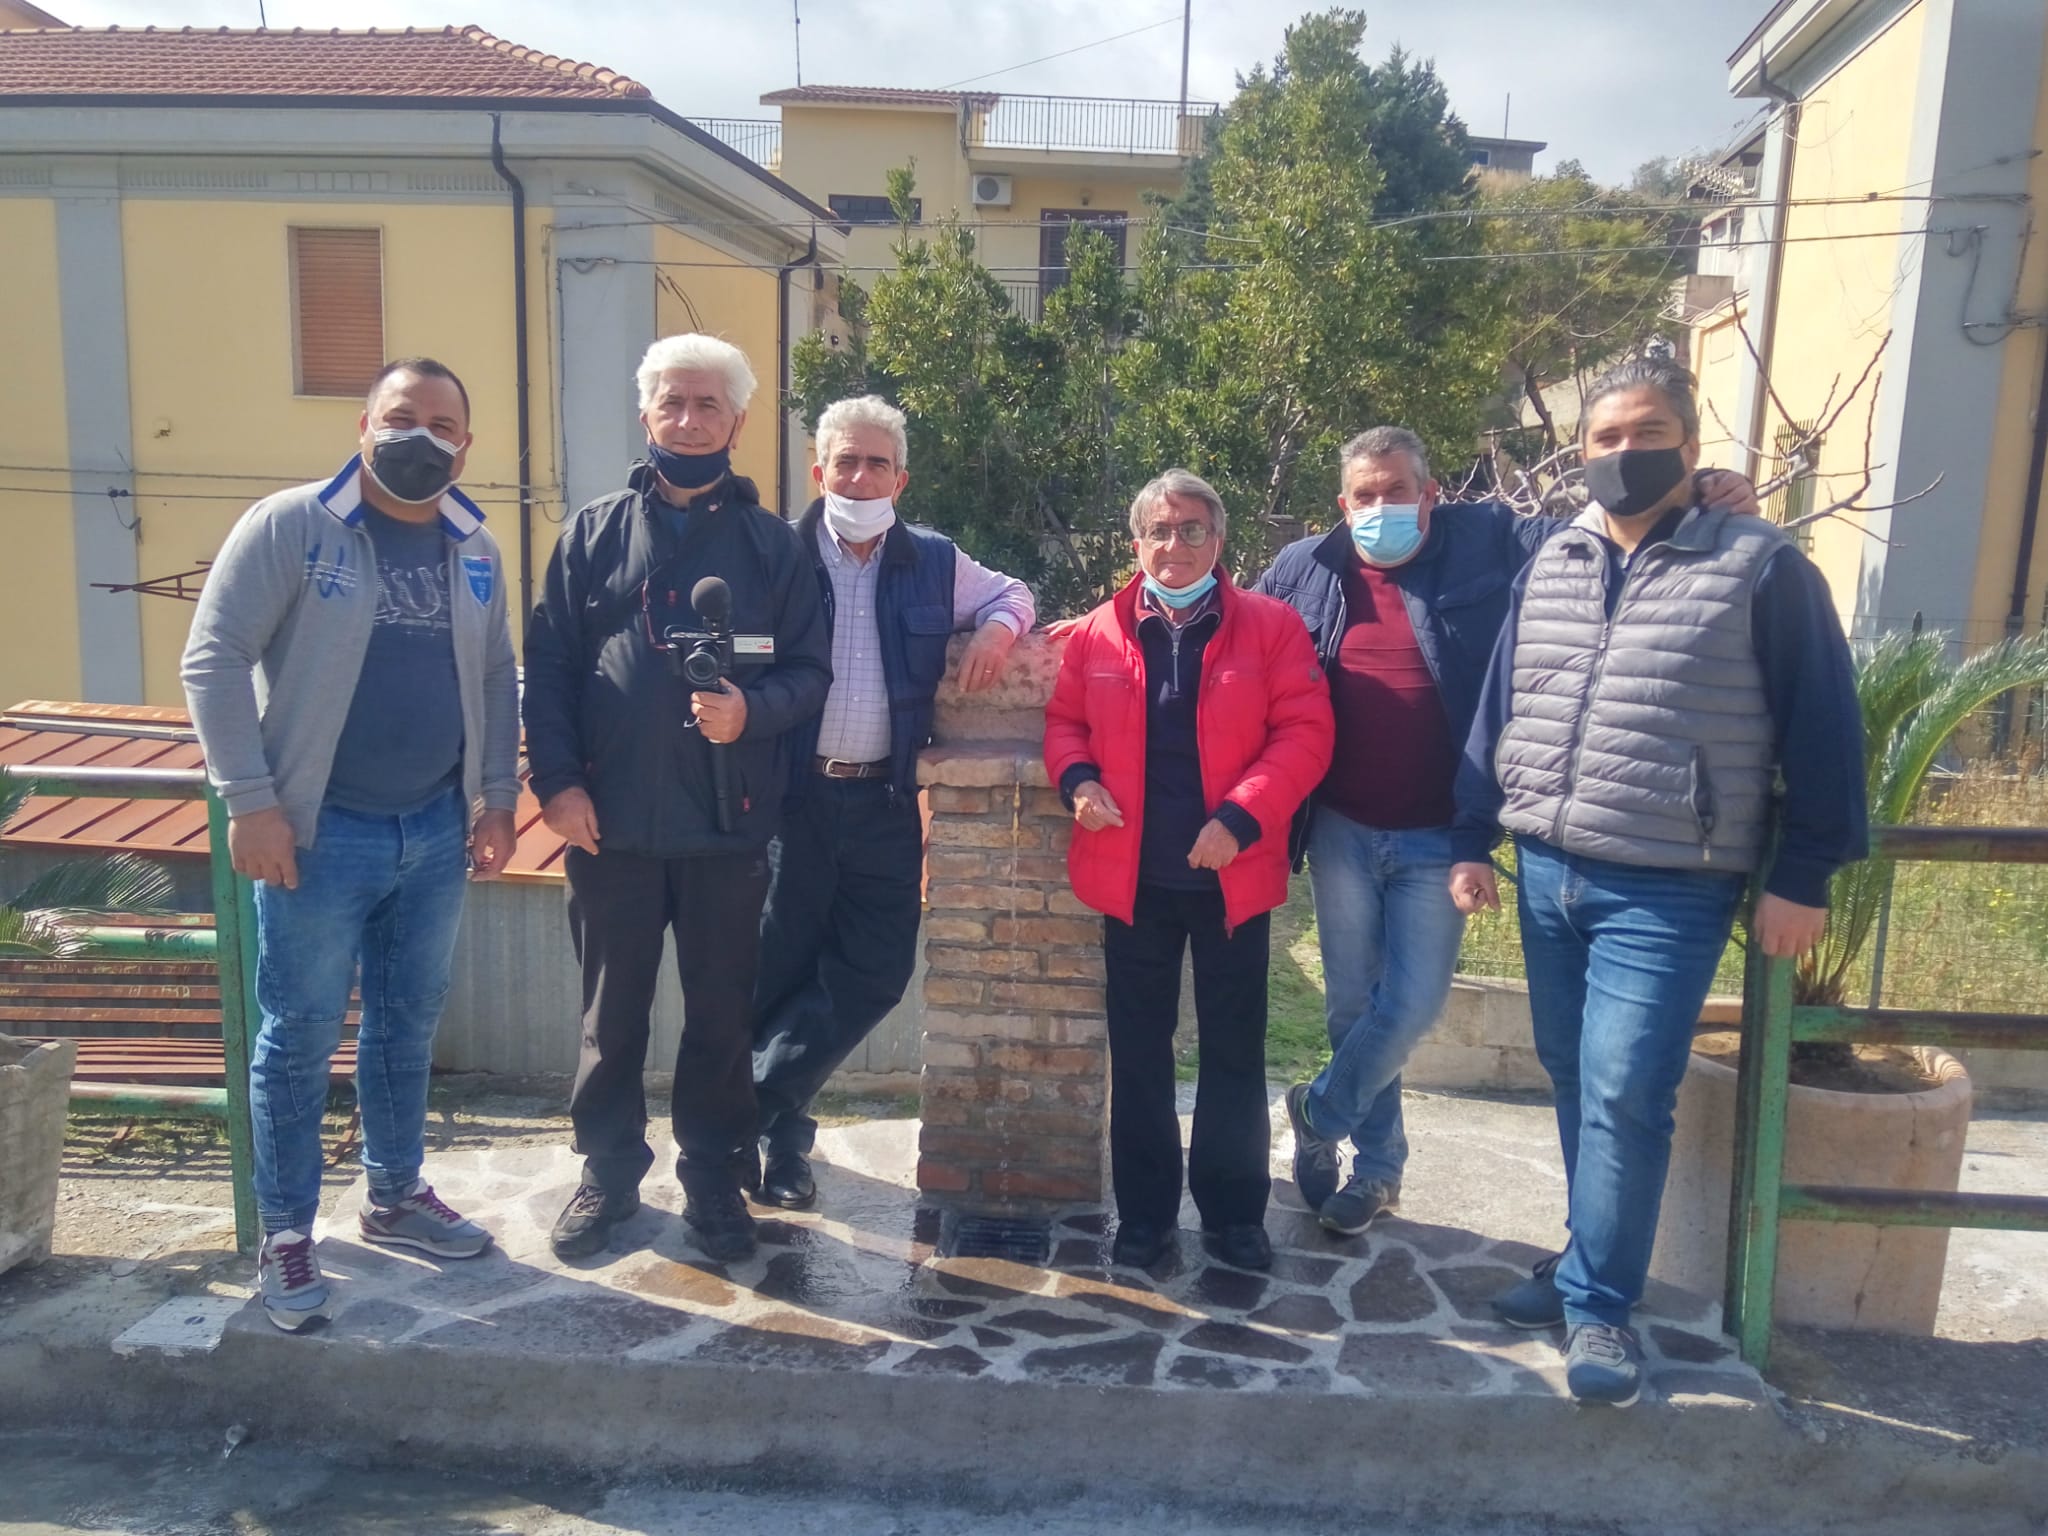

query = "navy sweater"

[1451,507,1868,906]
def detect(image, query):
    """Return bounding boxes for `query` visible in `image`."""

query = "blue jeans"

[1298,811,1466,1188]
[249,789,469,1233]
[1514,837,1745,1327]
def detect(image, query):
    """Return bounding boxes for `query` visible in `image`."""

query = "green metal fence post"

[205,789,261,1254]
[1727,944,1795,1369]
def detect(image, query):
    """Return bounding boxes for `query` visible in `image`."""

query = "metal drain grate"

[942,1214,1052,1265]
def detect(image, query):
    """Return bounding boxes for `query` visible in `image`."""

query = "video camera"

[659,576,737,691]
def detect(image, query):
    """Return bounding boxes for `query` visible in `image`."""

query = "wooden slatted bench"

[0,957,357,1088]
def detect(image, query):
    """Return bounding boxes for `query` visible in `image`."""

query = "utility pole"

[793,0,803,87]
[1178,0,1192,117]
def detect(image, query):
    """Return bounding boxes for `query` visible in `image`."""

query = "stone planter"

[0,1034,75,1275]
[1651,1036,1972,1334]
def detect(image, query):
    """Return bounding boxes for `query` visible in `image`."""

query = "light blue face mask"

[1142,570,1218,609]
[1349,504,1425,565]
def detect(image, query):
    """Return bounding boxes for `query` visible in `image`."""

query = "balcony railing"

[685,117,783,171]
[965,94,1217,157]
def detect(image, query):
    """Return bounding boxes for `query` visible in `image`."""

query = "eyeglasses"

[1139,519,1214,548]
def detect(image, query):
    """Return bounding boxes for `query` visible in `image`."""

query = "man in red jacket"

[1045,470,1333,1272]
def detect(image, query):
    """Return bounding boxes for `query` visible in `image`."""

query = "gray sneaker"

[1319,1172,1399,1236]
[359,1181,493,1259]
[1564,1322,1642,1407]
[256,1230,330,1332]
[1492,1250,1566,1329]
[1285,1083,1341,1210]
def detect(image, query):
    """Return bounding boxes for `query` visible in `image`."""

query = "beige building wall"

[778,105,966,288]
[1754,0,1927,627]
[117,199,538,704]
[1690,294,1751,472]
[0,195,81,706]
[1964,31,2048,641]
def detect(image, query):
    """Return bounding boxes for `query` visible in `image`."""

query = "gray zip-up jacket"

[180,458,522,849]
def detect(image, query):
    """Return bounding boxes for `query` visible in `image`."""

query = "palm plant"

[0,778,177,956]
[1795,628,2048,1010]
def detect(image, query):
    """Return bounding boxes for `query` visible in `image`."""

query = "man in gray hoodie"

[182,357,521,1332]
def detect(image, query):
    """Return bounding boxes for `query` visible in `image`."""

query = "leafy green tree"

[1480,159,1690,454]
[1119,9,1497,567]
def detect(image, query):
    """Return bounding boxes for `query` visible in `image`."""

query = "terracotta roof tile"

[0,24,650,101]
[761,84,996,109]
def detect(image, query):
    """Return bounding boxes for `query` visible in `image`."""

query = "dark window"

[829,193,920,225]
[290,227,384,397]
[1468,147,1493,167]
[1037,210,1128,303]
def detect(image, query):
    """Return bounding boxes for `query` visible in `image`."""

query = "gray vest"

[1495,505,1789,872]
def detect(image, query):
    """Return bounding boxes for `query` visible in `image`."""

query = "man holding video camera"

[523,334,831,1263]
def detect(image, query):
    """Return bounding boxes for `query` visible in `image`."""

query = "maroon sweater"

[1319,555,1457,830]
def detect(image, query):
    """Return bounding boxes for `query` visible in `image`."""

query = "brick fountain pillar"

[912,630,1110,1215]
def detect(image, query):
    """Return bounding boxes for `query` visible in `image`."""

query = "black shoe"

[1201,1223,1274,1271]
[1319,1173,1399,1237]
[733,1141,763,1197]
[1110,1221,1176,1270]
[681,1178,757,1263]
[549,1184,639,1259]
[760,1147,817,1210]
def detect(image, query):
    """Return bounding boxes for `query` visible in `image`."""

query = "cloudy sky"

[52,0,1774,185]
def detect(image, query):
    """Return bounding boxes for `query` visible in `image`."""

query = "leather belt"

[815,755,890,780]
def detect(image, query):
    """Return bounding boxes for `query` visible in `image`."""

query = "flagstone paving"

[303,1128,1760,1407]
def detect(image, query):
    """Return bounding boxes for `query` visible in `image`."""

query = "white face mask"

[823,489,896,543]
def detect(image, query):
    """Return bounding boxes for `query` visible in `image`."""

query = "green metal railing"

[0,763,260,1252]
[1725,824,2048,1369]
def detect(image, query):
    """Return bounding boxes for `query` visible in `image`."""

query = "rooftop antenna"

[1503,93,1511,140]
[793,0,803,87]
[257,1,267,23]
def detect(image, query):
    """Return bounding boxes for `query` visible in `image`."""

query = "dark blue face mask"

[647,437,731,491]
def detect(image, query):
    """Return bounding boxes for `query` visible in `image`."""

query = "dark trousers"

[1103,883,1272,1231]
[751,779,924,1154]
[564,844,770,1194]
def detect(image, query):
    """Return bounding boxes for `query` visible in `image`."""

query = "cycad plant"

[1795,628,2048,1012]
[0,778,176,956]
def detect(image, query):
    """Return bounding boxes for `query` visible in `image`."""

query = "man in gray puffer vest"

[1450,358,1866,1407]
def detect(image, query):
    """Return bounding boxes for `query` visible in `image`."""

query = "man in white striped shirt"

[747,396,1036,1208]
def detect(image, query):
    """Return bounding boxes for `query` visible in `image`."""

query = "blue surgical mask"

[1142,570,1218,609]
[1349,504,1424,565]
[647,439,730,490]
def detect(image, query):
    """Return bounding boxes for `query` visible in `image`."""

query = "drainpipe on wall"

[488,112,536,620]
[775,229,821,516]
[1742,61,1800,486]
[2007,328,2048,639]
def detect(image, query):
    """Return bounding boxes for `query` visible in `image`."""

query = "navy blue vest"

[792,502,958,799]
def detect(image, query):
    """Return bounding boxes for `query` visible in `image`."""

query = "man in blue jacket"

[1258,427,1757,1240]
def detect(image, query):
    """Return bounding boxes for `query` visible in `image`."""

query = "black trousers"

[751,778,924,1155]
[1103,882,1272,1231]
[564,844,770,1194]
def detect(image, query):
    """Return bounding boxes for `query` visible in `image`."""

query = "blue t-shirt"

[323,508,465,816]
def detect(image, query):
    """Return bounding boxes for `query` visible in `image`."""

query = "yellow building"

[0,24,846,707]
[1692,0,2048,647]
[695,86,1215,317]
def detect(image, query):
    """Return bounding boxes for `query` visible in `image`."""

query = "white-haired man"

[745,395,1034,1209]
[524,334,832,1263]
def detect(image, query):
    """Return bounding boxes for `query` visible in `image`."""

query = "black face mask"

[364,427,459,505]
[647,440,730,491]
[1584,446,1689,520]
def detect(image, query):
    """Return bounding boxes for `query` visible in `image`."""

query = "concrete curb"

[4,1306,2042,1534]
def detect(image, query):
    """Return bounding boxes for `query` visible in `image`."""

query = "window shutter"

[291,227,384,397]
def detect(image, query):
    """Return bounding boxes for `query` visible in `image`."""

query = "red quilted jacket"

[1043,572,1334,930]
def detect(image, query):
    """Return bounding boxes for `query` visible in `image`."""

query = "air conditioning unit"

[971,173,1013,208]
